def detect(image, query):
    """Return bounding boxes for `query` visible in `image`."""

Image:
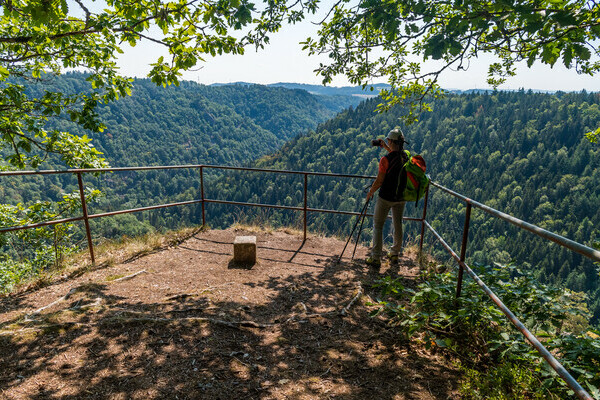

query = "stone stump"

[233,236,257,266]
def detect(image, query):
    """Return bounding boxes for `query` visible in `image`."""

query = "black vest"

[379,150,408,202]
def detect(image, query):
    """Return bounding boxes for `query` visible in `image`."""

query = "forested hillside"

[211,82,391,97]
[1,73,359,207]
[19,73,361,167]
[2,82,599,323]
[207,90,600,323]
[0,74,360,281]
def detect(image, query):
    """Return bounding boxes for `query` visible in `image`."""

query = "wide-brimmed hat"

[387,128,409,144]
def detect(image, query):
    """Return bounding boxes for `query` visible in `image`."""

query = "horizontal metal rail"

[424,221,593,400]
[431,181,600,263]
[206,199,422,221]
[0,166,376,239]
[88,200,205,220]
[0,216,85,233]
[0,164,203,176]
[0,197,418,236]
[0,164,375,180]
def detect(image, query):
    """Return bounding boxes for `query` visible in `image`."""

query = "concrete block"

[233,236,257,265]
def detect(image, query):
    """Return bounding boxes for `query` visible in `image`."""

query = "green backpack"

[396,150,430,204]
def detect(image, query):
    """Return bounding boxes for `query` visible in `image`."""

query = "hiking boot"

[365,256,381,268]
[387,252,399,263]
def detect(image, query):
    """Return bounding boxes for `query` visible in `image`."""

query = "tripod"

[338,195,372,263]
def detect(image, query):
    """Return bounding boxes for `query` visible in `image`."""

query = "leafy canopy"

[0,0,317,169]
[1,0,599,170]
[303,0,600,118]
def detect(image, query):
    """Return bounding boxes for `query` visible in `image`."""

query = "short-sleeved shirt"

[378,150,407,202]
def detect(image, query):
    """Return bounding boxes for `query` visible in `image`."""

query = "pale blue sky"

[115,9,600,92]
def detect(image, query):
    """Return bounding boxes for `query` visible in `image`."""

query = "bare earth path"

[0,228,459,399]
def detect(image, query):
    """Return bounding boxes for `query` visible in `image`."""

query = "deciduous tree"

[0,0,316,169]
[2,0,600,171]
[304,0,600,122]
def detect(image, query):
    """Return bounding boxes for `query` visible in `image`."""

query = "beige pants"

[371,196,406,260]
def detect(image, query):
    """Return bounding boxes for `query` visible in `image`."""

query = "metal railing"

[422,182,600,400]
[0,164,386,264]
[1,165,599,400]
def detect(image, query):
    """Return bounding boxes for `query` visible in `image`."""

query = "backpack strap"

[404,150,423,207]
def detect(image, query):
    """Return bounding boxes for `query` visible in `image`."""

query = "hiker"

[365,128,409,268]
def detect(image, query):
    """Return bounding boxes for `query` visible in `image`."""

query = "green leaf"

[540,44,560,66]
[60,0,68,15]
[0,66,8,80]
[551,10,577,26]
[562,46,574,68]
[447,40,463,57]
[586,382,600,399]
[572,44,591,61]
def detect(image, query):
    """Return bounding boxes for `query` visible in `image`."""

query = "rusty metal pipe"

[419,186,430,254]
[1,203,418,233]
[77,173,95,264]
[431,182,600,263]
[89,200,205,219]
[0,164,376,180]
[0,216,84,233]
[200,166,206,226]
[303,173,308,241]
[424,221,593,400]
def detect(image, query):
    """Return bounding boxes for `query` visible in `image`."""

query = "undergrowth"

[371,263,600,399]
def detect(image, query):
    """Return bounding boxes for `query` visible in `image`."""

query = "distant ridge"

[448,88,558,94]
[208,82,570,97]
[209,81,390,97]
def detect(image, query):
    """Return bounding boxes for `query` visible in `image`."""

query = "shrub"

[371,263,600,398]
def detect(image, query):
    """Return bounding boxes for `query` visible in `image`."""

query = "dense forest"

[0,73,360,213]
[1,78,599,323]
[207,90,600,324]
[0,74,360,279]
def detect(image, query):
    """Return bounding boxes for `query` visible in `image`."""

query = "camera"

[371,138,383,147]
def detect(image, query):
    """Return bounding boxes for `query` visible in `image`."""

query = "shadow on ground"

[0,229,458,400]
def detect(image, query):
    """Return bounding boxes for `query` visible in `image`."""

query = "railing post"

[303,173,308,241]
[77,172,95,265]
[200,166,205,226]
[419,186,430,255]
[456,202,472,298]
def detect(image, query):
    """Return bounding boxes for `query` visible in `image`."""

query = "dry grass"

[230,221,274,234]
[230,220,309,237]
[8,225,206,296]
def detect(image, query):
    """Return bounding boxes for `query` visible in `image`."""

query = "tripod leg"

[338,198,370,262]
[351,196,371,260]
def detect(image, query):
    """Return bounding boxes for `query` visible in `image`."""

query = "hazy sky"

[116,13,600,92]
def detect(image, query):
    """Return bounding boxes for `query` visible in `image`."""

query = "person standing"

[365,128,409,268]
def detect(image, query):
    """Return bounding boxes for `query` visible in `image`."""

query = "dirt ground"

[0,228,459,399]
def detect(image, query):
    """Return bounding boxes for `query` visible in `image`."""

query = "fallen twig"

[26,287,79,319]
[112,270,147,282]
[340,283,363,316]
[0,321,265,337]
[11,279,367,336]
[10,315,273,332]
[68,297,103,311]
[282,283,364,323]
[164,283,234,301]
[167,307,213,313]
[165,293,194,301]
